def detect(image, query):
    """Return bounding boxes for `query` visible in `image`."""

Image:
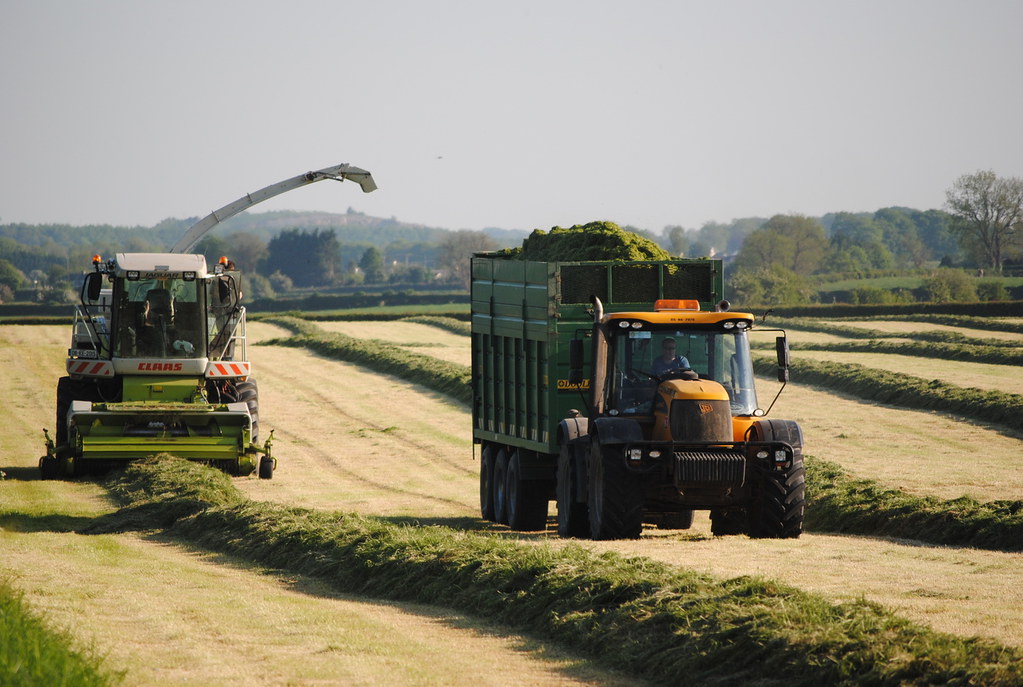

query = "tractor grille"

[674,451,746,486]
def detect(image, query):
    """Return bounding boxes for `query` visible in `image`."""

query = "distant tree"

[922,268,977,303]
[437,230,496,288]
[664,225,689,256]
[0,258,26,292]
[194,235,231,269]
[265,229,341,287]
[268,270,294,293]
[225,232,268,274]
[728,265,814,306]
[359,246,385,283]
[945,170,1023,273]
[733,214,827,275]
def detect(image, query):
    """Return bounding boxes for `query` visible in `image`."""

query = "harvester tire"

[235,379,259,442]
[258,456,274,480]
[493,448,510,525]
[556,443,590,538]
[479,444,496,521]
[747,420,806,539]
[39,456,60,480]
[588,443,643,540]
[505,451,548,531]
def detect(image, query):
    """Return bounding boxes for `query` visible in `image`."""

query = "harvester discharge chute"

[40,162,376,478]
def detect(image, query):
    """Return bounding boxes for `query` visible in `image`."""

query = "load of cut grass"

[500,221,673,262]
[92,457,1023,686]
[0,578,121,687]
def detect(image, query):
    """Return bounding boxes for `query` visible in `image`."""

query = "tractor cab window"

[607,328,758,416]
[113,277,205,358]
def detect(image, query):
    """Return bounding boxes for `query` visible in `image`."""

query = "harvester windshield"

[608,327,758,416]
[112,276,206,359]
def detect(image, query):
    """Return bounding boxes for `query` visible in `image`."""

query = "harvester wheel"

[258,456,274,480]
[505,451,549,531]
[235,379,260,442]
[493,448,510,525]
[588,443,643,540]
[556,443,590,538]
[479,444,496,521]
[39,456,60,480]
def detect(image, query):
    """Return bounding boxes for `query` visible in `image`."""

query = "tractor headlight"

[627,448,642,461]
[756,450,770,459]
[723,321,735,330]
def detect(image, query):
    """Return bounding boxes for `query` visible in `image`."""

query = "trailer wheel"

[588,443,643,540]
[493,448,510,525]
[479,444,496,521]
[556,443,590,538]
[710,508,747,536]
[505,451,548,531]
[658,510,695,530]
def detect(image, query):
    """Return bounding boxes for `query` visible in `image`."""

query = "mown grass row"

[84,457,1023,687]
[776,316,1023,348]
[261,316,472,404]
[753,354,1023,434]
[782,339,1023,366]
[868,313,1023,335]
[0,578,121,687]
[402,315,473,336]
[805,459,1023,552]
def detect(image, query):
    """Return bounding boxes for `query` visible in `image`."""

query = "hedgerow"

[777,317,1023,347]
[86,457,1023,687]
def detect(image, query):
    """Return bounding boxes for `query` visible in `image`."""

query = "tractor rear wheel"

[710,508,747,535]
[747,420,806,539]
[588,443,643,540]
[658,510,695,530]
[556,443,590,538]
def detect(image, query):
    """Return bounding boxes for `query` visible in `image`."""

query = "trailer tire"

[479,444,496,521]
[505,451,548,531]
[588,443,643,540]
[556,443,590,538]
[658,510,695,530]
[710,508,747,536]
[493,448,510,525]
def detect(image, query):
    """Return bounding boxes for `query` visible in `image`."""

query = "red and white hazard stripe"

[67,359,114,378]
[206,361,251,378]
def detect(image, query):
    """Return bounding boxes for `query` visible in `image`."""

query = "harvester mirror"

[776,336,790,383]
[568,338,584,385]
[84,272,103,301]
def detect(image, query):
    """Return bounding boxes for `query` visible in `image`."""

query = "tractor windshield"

[608,327,758,416]
[112,277,206,359]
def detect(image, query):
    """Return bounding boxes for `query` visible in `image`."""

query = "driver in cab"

[651,337,690,377]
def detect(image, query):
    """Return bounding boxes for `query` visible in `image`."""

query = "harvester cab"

[40,252,272,479]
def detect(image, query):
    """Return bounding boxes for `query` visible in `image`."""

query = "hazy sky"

[2,1,1021,235]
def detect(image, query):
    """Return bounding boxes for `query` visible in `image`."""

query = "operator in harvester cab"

[651,337,691,377]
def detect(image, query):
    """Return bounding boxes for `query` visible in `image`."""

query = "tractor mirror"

[84,272,103,301]
[568,338,584,385]
[776,336,790,383]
